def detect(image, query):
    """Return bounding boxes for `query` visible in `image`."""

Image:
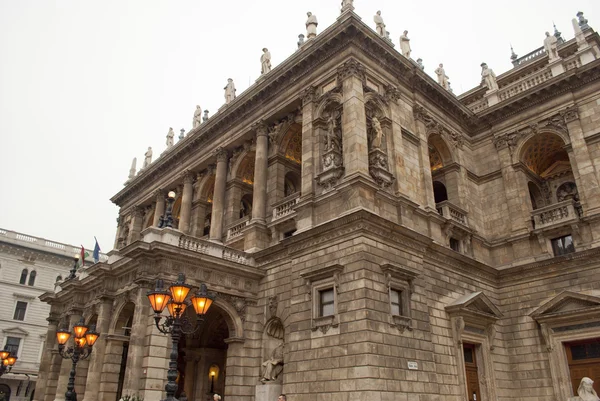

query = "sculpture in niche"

[399,30,411,57]
[260,342,284,382]
[557,182,579,202]
[224,78,236,104]
[143,147,153,168]
[193,105,202,128]
[374,11,385,36]
[569,377,600,401]
[480,62,498,91]
[316,107,344,189]
[166,127,174,148]
[306,12,318,39]
[371,117,384,150]
[544,31,559,61]
[325,113,341,152]
[260,48,272,74]
[367,112,394,188]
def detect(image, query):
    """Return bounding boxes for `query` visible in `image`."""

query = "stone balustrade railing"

[178,234,255,266]
[531,199,580,230]
[511,46,547,67]
[227,217,250,240]
[0,227,87,259]
[272,193,300,221]
[436,201,469,227]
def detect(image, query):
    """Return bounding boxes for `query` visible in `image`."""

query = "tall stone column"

[251,122,269,223]
[54,310,83,401]
[296,86,317,233]
[33,311,60,401]
[339,59,369,179]
[563,107,600,214]
[127,206,144,244]
[209,148,229,243]
[153,190,165,227]
[245,122,271,252]
[122,286,151,395]
[81,297,113,401]
[179,171,194,234]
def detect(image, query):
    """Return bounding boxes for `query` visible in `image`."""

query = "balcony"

[271,193,300,223]
[226,216,250,241]
[436,201,469,227]
[531,199,582,231]
[179,234,255,266]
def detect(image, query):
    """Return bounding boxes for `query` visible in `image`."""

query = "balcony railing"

[178,235,255,266]
[531,199,581,230]
[436,201,468,227]
[272,193,300,222]
[227,216,250,240]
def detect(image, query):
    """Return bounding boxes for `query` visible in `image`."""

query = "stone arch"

[364,92,391,120]
[110,301,135,335]
[518,132,570,177]
[210,297,245,340]
[279,123,302,164]
[197,174,216,202]
[428,132,454,169]
[314,92,343,119]
[232,152,256,184]
[284,171,300,197]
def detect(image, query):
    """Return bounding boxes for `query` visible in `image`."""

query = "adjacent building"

[0,229,102,401]
[34,6,600,401]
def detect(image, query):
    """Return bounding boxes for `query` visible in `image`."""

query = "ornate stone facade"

[35,10,600,401]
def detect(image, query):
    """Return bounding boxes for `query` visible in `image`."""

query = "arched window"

[19,269,28,285]
[240,194,253,218]
[28,271,37,286]
[433,181,448,204]
[284,172,300,197]
[56,275,63,283]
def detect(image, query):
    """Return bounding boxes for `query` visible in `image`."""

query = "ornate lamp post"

[159,191,177,228]
[147,273,215,401]
[0,346,18,377]
[66,253,80,280]
[56,319,100,401]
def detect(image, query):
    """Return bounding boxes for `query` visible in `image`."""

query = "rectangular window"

[13,301,27,321]
[552,235,575,256]
[5,337,21,355]
[391,289,402,316]
[450,238,461,252]
[319,288,335,317]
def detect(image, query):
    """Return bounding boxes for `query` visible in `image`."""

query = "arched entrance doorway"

[178,305,232,400]
[0,384,11,401]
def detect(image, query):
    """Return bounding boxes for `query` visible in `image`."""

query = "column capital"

[252,120,269,137]
[215,147,229,163]
[154,188,165,200]
[561,105,579,123]
[182,169,194,185]
[337,58,366,82]
[301,85,318,105]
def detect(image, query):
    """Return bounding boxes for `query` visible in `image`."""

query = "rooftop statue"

[341,0,354,12]
[193,105,202,128]
[261,48,272,75]
[399,30,411,57]
[203,109,209,123]
[306,12,318,39]
[143,147,153,168]
[481,62,498,91]
[224,78,236,104]
[179,128,185,141]
[577,11,589,30]
[544,31,559,61]
[166,127,175,148]
[417,58,424,70]
[435,63,450,90]
[374,11,385,37]
[297,34,305,48]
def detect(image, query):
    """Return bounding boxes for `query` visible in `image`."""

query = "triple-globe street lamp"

[56,319,100,401]
[0,347,18,377]
[147,273,215,401]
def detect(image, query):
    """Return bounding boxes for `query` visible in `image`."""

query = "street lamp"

[67,254,80,280]
[56,318,100,401]
[0,346,18,377]
[159,191,177,229]
[147,273,215,401]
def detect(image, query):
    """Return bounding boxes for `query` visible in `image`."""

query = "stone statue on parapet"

[374,11,386,36]
[261,48,272,75]
[166,127,175,148]
[128,157,137,180]
[577,11,589,30]
[143,147,153,168]
[544,31,559,61]
[297,34,305,48]
[416,58,424,70]
[203,109,209,123]
[224,78,236,104]
[193,105,202,128]
[435,63,450,90]
[179,129,185,141]
[399,30,411,57]
[480,63,498,91]
[568,377,600,401]
[306,12,318,39]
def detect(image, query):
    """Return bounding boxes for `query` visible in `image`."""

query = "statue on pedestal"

[261,48,272,74]
[371,117,384,150]
[544,31,559,61]
[143,147,153,168]
[193,105,202,128]
[435,63,450,90]
[166,127,174,148]
[569,377,600,401]
[260,343,284,382]
[306,12,318,39]
[399,30,411,57]
[481,62,498,91]
[374,11,385,36]
[224,78,236,104]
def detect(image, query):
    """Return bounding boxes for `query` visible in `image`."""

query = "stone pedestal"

[244,222,270,253]
[484,89,499,107]
[549,59,565,77]
[255,382,282,401]
[579,48,596,65]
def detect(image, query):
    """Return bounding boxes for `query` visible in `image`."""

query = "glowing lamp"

[6,355,17,366]
[167,301,187,318]
[56,329,71,346]
[169,273,191,304]
[85,326,99,347]
[0,348,9,360]
[75,337,87,348]
[168,191,176,199]
[73,320,88,339]
[190,283,214,316]
[147,280,171,314]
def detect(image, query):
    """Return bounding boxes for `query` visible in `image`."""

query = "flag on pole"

[80,245,86,269]
[93,237,101,263]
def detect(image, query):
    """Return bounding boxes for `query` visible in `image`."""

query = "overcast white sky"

[0,0,598,251]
